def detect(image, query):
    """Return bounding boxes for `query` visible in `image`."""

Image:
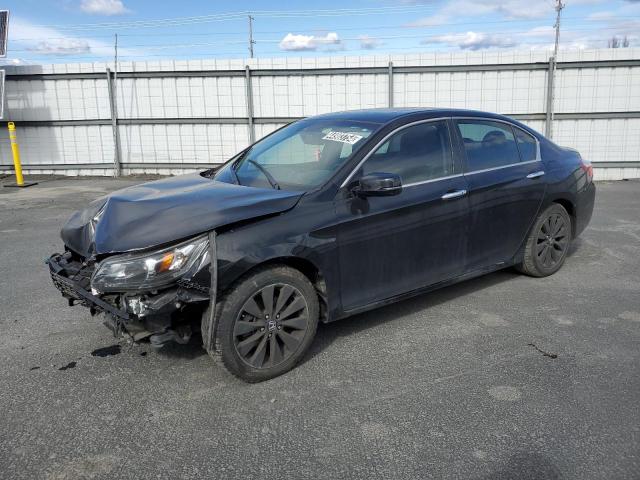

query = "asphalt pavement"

[0,175,638,480]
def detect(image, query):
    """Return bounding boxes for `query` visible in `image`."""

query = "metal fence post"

[545,57,555,139]
[245,65,255,144]
[106,68,121,176]
[388,61,394,108]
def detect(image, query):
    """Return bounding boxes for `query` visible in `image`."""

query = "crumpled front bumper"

[46,231,218,348]
[47,252,130,321]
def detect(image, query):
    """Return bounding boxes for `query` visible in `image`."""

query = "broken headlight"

[91,235,209,293]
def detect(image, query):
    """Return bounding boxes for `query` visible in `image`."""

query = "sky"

[1,0,639,64]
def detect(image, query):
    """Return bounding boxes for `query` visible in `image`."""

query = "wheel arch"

[549,197,576,238]
[222,256,330,323]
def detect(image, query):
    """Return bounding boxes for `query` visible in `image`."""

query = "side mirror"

[355,172,402,197]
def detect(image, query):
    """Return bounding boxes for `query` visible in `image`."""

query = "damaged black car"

[47,108,595,382]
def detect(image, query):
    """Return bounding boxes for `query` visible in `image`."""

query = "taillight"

[580,157,593,182]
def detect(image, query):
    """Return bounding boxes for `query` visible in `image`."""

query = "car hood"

[61,173,303,257]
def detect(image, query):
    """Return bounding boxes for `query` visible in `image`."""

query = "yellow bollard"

[8,122,24,185]
[5,122,37,188]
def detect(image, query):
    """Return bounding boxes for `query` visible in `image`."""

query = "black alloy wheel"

[535,212,569,269]
[233,283,310,369]
[519,203,572,277]
[206,265,319,382]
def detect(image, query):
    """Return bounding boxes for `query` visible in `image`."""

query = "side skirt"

[335,261,514,321]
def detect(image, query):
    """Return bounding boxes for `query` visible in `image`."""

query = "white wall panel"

[556,67,640,113]
[117,76,247,119]
[553,118,640,164]
[252,74,387,117]
[594,167,640,181]
[518,120,546,135]
[0,125,113,166]
[119,123,249,164]
[1,49,638,179]
[394,70,547,113]
[5,79,110,121]
[255,123,287,140]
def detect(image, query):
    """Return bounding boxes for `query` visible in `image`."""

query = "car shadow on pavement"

[566,237,583,258]
[154,334,207,360]
[153,239,585,366]
[302,267,521,366]
[150,269,519,364]
[475,452,562,480]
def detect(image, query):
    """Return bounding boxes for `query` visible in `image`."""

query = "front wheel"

[518,203,572,277]
[206,265,319,382]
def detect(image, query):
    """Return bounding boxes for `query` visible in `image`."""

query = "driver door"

[335,119,469,311]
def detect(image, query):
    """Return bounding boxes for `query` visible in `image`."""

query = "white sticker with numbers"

[322,131,364,145]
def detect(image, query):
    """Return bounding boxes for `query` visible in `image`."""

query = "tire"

[204,265,319,382]
[518,203,572,277]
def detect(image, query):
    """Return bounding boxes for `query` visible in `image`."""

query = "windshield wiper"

[223,150,250,185]
[247,159,280,190]
[229,162,241,185]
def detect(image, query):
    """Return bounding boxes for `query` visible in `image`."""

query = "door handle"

[526,170,545,179]
[441,189,467,200]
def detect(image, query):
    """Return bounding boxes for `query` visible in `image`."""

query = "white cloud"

[30,38,91,55]
[0,58,29,65]
[569,0,608,4]
[80,0,129,16]
[492,0,553,19]
[279,32,342,51]
[359,35,382,50]
[518,22,637,50]
[407,0,553,28]
[405,14,449,28]
[428,31,516,50]
[8,17,143,59]
[517,26,555,39]
[588,11,617,21]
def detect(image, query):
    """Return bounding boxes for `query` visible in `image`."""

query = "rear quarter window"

[514,127,538,162]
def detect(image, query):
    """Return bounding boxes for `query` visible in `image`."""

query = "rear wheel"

[206,265,319,382]
[519,203,572,277]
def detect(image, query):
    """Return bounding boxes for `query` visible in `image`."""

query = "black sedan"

[47,108,596,382]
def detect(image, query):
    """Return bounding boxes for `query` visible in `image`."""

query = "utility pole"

[248,15,255,58]
[553,0,564,62]
[110,33,121,177]
[547,0,564,139]
[113,33,118,82]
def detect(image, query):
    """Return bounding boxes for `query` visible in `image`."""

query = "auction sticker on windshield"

[323,131,364,144]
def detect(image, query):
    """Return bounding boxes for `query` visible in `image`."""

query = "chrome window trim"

[339,117,452,189]
[463,159,540,176]
[339,115,543,189]
[402,173,464,188]
[452,116,542,170]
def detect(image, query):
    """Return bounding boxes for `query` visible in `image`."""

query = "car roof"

[311,108,515,125]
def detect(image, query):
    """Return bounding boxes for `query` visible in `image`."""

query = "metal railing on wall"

[3,58,640,175]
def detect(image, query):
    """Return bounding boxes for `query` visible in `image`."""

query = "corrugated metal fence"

[1,47,639,180]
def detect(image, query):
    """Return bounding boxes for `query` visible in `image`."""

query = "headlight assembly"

[91,235,209,293]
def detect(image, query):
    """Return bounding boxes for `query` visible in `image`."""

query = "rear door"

[335,119,469,311]
[454,118,546,271]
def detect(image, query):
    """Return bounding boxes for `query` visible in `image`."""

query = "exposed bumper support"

[201,230,218,353]
[47,253,130,321]
[48,237,215,347]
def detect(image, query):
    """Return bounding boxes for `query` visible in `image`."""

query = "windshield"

[213,119,378,190]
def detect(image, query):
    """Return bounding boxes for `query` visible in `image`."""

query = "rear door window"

[456,120,521,172]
